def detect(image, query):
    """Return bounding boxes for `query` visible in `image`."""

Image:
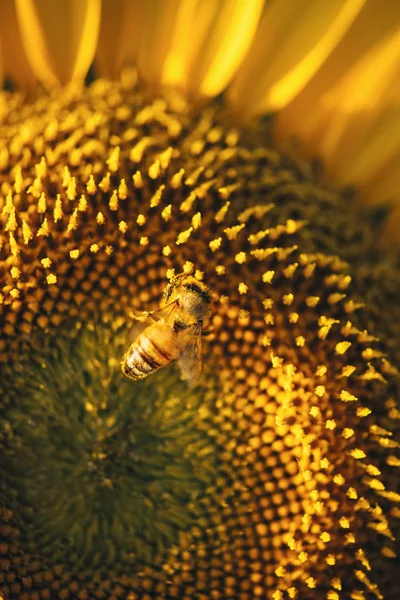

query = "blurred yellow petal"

[272,1,400,223]
[163,0,263,98]
[135,0,181,88]
[334,105,400,186]
[276,2,400,145]
[96,0,141,79]
[160,0,198,88]
[312,29,400,166]
[382,201,400,243]
[228,0,364,116]
[15,0,101,86]
[362,150,400,208]
[0,0,37,88]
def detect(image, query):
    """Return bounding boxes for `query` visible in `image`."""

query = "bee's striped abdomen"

[121,323,180,380]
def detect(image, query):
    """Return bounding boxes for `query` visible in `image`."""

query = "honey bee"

[121,273,211,386]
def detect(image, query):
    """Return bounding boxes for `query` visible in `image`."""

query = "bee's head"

[163,274,211,321]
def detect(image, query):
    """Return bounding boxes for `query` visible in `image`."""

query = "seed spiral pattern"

[0,73,399,600]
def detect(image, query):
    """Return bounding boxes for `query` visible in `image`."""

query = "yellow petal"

[160,0,199,88]
[362,150,400,208]
[382,200,400,245]
[310,28,400,169]
[277,2,400,148]
[228,0,364,116]
[15,0,101,86]
[163,0,263,98]
[0,35,2,85]
[95,0,141,79]
[334,105,400,186]
[0,0,36,88]
[135,0,182,88]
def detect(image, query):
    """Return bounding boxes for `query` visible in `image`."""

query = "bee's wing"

[177,323,203,387]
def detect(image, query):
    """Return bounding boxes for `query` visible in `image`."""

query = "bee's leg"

[162,299,180,310]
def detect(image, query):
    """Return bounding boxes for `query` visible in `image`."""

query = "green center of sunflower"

[2,315,218,566]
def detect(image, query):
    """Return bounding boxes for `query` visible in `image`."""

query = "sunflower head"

[0,74,398,600]
[1,2,400,599]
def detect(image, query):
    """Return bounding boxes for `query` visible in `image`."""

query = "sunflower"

[0,2,399,599]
